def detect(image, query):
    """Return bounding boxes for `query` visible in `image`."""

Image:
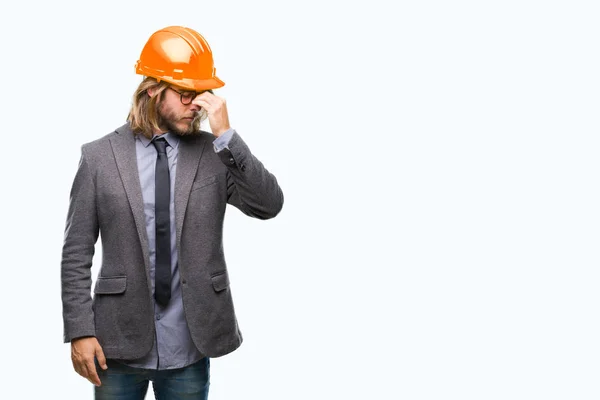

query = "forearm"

[216,130,284,219]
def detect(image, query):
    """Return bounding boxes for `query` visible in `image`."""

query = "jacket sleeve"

[61,146,99,342]
[214,130,284,219]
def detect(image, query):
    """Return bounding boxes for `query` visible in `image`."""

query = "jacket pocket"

[211,271,230,292]
[191,174,220,192]
[94,276,127,294]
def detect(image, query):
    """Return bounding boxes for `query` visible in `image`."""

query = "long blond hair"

[127,76,211,139]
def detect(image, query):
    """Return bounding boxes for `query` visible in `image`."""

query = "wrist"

[213,126,231,137]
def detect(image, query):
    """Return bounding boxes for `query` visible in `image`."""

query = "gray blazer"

[61,123,284,360]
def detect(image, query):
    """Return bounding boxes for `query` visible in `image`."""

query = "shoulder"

[81,123,129,153]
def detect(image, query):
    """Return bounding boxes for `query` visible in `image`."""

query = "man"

[60,26,284,399]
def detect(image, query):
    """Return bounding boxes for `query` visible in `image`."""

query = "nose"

[189,102,201,112]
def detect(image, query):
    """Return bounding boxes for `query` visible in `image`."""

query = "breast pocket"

[188,173,227,224]
[191,174,221,193]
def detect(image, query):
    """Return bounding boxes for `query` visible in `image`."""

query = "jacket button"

[229,157,235,164]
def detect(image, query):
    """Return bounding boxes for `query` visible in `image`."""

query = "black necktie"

[152,137,171,306]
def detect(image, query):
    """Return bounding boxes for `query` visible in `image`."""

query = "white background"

[0,0,599,399]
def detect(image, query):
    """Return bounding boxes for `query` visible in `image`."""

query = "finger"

[192,95,211,105]
[193,92,212,104]
[192,98,212,112]
[84,359,102,386]
[95,345,108,370]
[194,91,222,106]
[75,359,93,383]
[196,91,216,101]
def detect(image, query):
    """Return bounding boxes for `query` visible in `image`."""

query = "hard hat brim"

[147,75,226,91]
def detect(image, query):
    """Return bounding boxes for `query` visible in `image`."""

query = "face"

[154,86,203,136]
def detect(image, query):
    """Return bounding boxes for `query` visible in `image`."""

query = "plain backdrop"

[1,0,600,399]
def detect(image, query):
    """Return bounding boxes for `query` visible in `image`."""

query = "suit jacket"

[61,122,284,360]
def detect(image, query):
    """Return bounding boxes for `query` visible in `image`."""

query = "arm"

[214,129,284,219]
[61,146,99,342]
[61,147,107,385]
[192,91,283,220]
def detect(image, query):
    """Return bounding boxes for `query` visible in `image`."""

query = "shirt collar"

[137,132,180,150]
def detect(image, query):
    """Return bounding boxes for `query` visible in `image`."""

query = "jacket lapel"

[110,123,152,289]
[175,134,208,251]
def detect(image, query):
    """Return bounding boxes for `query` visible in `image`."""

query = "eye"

[181,92,194,100]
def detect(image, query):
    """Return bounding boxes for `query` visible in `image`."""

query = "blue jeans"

[94,357,210,400]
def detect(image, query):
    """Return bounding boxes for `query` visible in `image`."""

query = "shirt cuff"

[213,128,235,152]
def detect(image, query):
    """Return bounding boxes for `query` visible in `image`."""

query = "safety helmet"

[135,26,225,91]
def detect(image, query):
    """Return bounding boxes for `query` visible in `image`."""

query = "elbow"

[254,190,284,220]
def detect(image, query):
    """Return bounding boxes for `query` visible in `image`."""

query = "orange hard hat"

[135,26,225,91]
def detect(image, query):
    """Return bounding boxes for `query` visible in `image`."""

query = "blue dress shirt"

[121,128,234,370]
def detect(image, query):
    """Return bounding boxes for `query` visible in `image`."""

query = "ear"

[147,87,156,97]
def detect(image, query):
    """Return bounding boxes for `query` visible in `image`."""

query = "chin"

[173,125,198,137]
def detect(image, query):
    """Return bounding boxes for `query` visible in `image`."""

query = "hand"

[192,91,231,137]
[71,336,107,386]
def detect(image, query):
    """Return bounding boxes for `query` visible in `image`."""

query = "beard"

[156,101,202,137]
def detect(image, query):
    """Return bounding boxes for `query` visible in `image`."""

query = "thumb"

[95,343,108,370]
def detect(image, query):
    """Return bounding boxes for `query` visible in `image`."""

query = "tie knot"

[152,137,168,154]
